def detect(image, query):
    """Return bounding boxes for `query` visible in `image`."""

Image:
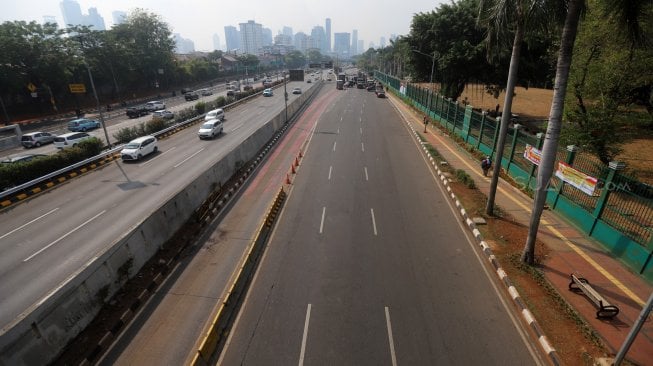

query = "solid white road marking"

[364,167,369,181]
[328,166,332,180]
[173,148,204,168]
[385,307,398,366]
[319,207,326,234]
[371,208,378,236]
[332,141,337,152]
[298,303,312,366]
[24,210,107,262]
[1,207,59,240]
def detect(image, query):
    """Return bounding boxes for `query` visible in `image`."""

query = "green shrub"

[455,169,476,189]
[145,118,167,135]
[195,101,206,114]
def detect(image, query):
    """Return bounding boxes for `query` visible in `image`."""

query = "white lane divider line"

[361,142,365,152]
[1,207,59,240]
[328,166,333,180]
[332,141,337,152]
[385,306,398,366]
[360,127,363,135]
[319,207,326,234]
[371,208,378,236]
[298,303,312,366]
[364,167,369,181]
[24,210,107,262]
[337,127,340,134]
[173,148,205,168]
[140,146,176,166]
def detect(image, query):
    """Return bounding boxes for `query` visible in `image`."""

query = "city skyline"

[0,0,444,51]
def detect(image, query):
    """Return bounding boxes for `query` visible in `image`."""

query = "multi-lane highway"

[0,79,312,329]
[217,85,545,364]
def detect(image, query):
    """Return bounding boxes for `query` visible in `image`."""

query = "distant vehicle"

[120,135,158,161]
[367,84,376,91]
[126,105,149,118]
[145,101,165,111]
[152,110,174,119]
[199,88,213,96]
[262,88,273,97]
[1,154,47,164]
[292,87,302,94]
[185,91,199,101]
[376,90,386,98]
[181,88,192,94]
[21,132,55,148]
[205,108,225,121]
[198,119,224,139]
[68,118,101,132]
[53,132,92,149]
[307,79,312,83]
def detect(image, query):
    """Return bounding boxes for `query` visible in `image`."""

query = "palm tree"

[478,0,560,216]
[522,0,649,264]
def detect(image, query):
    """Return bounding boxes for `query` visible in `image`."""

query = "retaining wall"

[0,84,317,365]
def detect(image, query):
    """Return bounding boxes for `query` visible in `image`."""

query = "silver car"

[21,132,55,148]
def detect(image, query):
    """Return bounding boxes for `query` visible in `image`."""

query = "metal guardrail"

[0,80,295,201]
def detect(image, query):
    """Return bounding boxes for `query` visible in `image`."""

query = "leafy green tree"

[284,51,307,69]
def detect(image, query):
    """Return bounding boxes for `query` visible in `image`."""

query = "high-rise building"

[87,7,105,30]
[174,33,195,54]
[59,0,105,30]
[358,40,364,54]
[333,32,351,58]
[224,26,240,52]
[311,26,327,54]
[60,0,84,27]
[213,34,221,51]
[112,11,127,26]
[325,18,331,53]
[239,20,263,55]
[351,29,358,56]
[262,27,273,46]
[43,16,59,27]
[274,34,292,46]
[380,37,386,48]
[282,26,293,38]
[294,32,309,52]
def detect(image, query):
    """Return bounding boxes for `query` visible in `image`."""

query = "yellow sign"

[69,84,87,93]
[27,83,37,92]
[555,161,598,196]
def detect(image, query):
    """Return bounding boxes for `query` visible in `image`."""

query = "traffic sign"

[27,83,37,92]
[69,83,86,93]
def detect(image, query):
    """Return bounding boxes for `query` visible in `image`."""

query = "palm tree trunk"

[485,24,524,215]
[522,0,584,264]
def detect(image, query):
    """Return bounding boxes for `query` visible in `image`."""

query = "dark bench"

[569,274,619,319]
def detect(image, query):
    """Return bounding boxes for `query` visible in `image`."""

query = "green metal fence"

[375,71,653,280]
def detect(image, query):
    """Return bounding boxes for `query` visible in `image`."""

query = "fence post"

[462,105,473,143]
[506,124,522,174]
[477,111,487,150]
[452,101,459,132]
[526,132,544,191]
[490,116,501,161]
[589,161,626,235]
[551,145,580,209]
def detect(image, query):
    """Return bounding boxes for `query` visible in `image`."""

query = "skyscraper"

[59,0,84,27]
[87,7,105,30]
[174,33,195,54]
[351,29,358,56]
[262,28,273,46]
[311,26,327,54]
[239,20,263,55]
[294,32,309,52]
[224,26,240,52]
[282,26,293,38]
[325,18,331,53]
[333,32,350,58]
[213,34,221,51]
[358,40,364,54]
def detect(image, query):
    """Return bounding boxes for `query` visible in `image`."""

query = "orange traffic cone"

[286,174,291,184]
[294,157,299,167]
[291,163,296,174]
[299,150,303,158]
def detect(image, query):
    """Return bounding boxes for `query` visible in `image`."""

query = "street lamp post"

[83,60,112,148]
[412,49,438,119]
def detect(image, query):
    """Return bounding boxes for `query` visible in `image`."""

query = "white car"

[53,132,92,149]
[205,108,225,121]
[145,101,165,111]
[262,88,273,97]
[153,110,174,119]
[121,135,158,161]
[198,119,223,139]
[292,87,302,94]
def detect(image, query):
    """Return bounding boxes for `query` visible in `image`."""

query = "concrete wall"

[0,84,318,365]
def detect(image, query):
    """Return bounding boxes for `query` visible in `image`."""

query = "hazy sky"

[0,0,445,51]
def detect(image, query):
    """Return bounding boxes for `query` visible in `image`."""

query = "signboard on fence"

[524,144,542,166]
[68,83,86,93]
[556,161,598,195]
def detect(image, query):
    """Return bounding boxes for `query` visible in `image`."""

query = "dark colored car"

[126,105,149,118]
[181,87,192,94]
[185,91,199,101]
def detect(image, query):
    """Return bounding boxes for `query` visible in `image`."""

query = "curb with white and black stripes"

[405,120,561,366]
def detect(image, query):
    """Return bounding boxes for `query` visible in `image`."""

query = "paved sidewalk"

[388,94,653,365]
